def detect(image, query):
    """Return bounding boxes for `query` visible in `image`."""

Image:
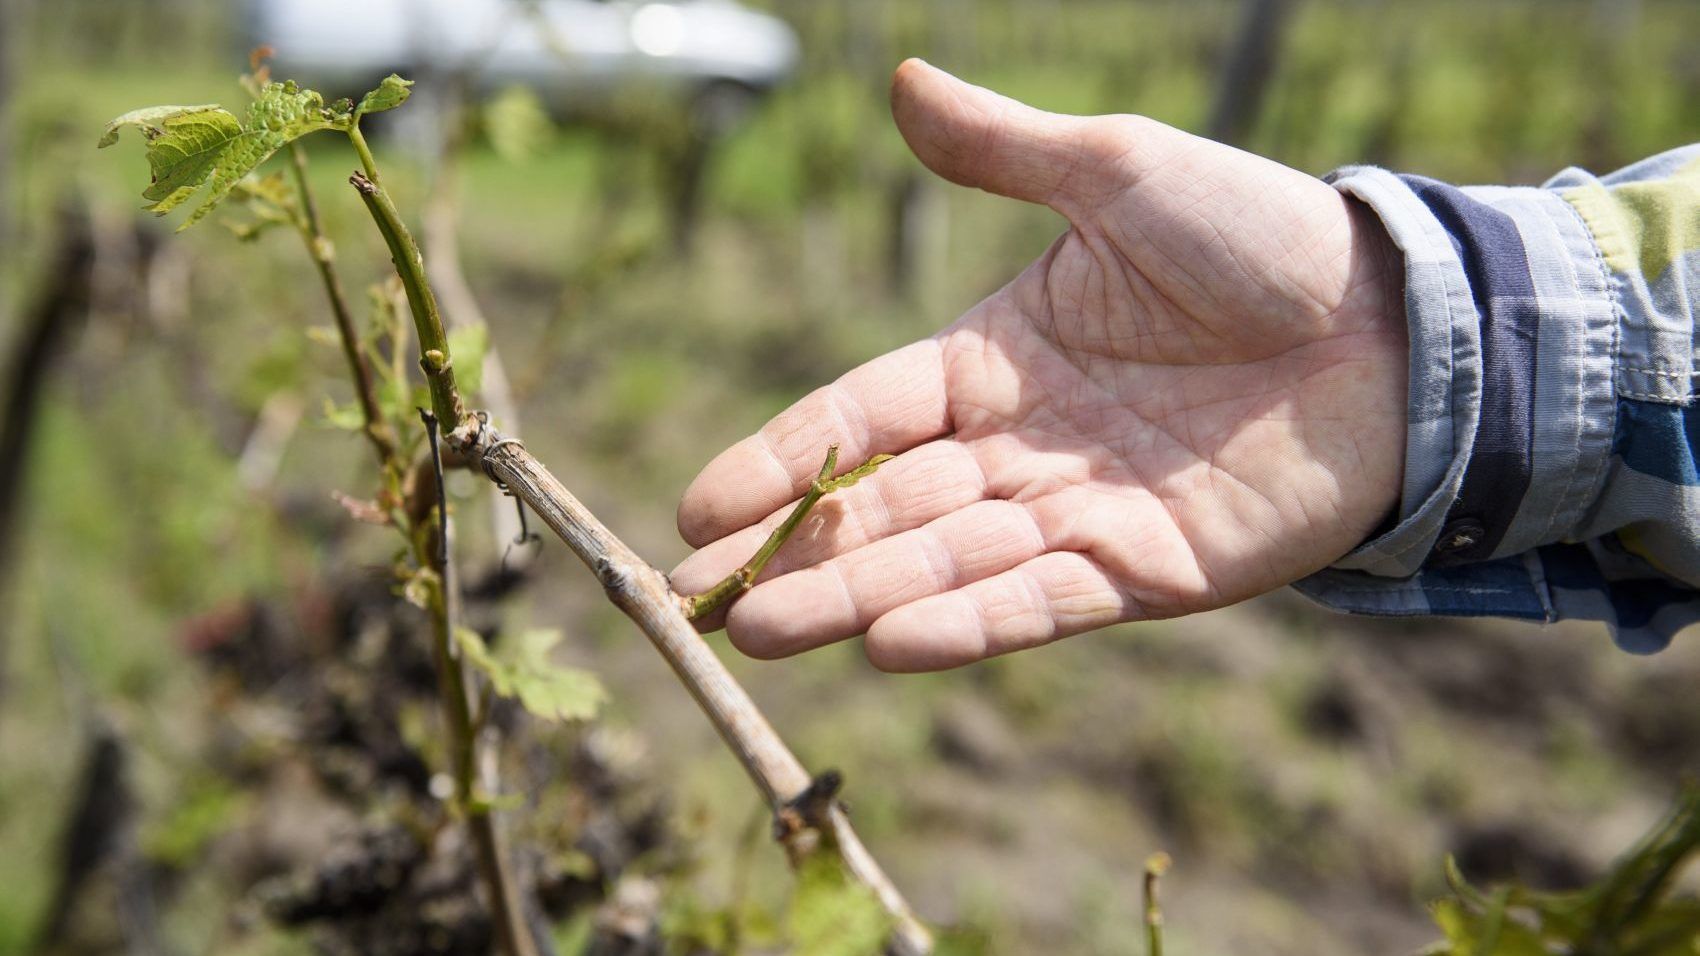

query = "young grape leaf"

[818,454,895,492]
[101,82,341,230]
[97,103,221,148]
[454,627,605,722]
[118,107,245,216]
[356,74,413,117]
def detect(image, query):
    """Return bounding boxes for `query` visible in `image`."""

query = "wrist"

[1339,195,1410,544]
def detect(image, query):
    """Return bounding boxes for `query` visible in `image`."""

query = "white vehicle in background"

[246,0,801,133]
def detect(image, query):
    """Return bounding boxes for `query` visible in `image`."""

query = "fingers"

[890,58,1176,213]
[677,339,951,548]
[865,551,1135,672]
[670,437,989,598]
[724,498,1048,659]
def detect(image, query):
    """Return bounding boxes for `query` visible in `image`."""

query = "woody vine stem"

[339,112,931,954]
[284,128,539,956]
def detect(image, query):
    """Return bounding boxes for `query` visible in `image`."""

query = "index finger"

[677,339,951,547]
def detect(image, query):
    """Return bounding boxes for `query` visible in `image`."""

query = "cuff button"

[1435,518,1485,556]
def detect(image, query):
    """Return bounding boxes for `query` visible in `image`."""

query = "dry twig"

[460,423,932,955]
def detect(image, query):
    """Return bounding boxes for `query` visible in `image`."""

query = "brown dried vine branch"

[457,422,933,956]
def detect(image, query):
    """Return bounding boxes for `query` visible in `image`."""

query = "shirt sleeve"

[1294,145,1700,653]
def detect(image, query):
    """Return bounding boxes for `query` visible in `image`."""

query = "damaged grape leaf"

[455,627,605,722]
[100,77,409,231]
[97,104,222,149]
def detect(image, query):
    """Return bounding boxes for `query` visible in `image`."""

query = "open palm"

[671,60,1407,671]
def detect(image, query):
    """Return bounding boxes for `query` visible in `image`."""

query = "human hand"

[670,60,1407,671]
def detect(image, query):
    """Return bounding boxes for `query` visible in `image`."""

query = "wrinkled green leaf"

[357,74,413,117]
[101,82,340,230]
[98,103,221,148]
[819,454,895,492]
[455,628,605,722]
[138,108,245,214]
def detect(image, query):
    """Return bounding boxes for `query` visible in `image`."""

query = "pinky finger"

[864,551,1137,672]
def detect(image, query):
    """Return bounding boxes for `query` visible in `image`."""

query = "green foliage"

[101,105,241,214]
[355,74,412,118]
[454,627,606,722]
[51,7,1700,955]
[1425,785,1700,955]
[99,75,415,231]
[787,854,893,956]
[96,103,220,149]
[99,81,344,229]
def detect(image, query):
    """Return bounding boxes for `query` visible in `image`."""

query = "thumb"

[890,58,1170,212]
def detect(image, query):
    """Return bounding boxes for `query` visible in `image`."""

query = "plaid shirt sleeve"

[1295,145,1700,653]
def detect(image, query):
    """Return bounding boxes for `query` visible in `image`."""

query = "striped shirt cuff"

[1297,166,1618,627]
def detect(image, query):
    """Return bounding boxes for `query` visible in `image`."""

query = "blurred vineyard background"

[2,1,1699,954]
